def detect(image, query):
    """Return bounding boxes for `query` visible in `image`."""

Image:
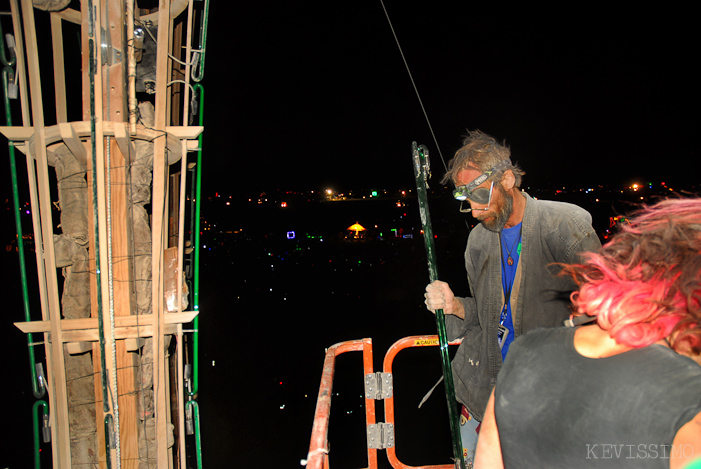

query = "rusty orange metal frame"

[305,338,377,469]
[383,336,461,469]
[305,335,463,469]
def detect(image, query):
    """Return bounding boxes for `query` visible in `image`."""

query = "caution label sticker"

[413,338,439,346]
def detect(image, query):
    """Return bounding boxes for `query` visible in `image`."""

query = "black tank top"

[494,327,701,468]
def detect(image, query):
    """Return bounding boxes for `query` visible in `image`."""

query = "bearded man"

[424,130,601,465]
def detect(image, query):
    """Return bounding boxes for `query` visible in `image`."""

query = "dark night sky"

[203,3,699,195]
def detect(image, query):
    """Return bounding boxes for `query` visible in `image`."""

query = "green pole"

[187,82,204,469]
[191,0,210,83]
[32,400,49,469]
[3,68,45,399]
[1,16,46,401]
[412,142,465,469]
[2,22,48,468]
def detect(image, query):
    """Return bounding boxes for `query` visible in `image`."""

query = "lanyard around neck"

[499,224,522,323]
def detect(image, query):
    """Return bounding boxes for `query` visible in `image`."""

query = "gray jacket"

[445,192,601,421]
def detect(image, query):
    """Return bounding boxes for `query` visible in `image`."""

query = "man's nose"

[468,198,487,212]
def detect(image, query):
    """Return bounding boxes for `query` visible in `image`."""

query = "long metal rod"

[105,136,122,465]
[3,35,49,468]
[19,0,71,463]
[190,0,209,82]
[412,142,465,469]
[2,46,45,400]
[87,1,116,466]
[32,400,49,469]
[177,4,196,463]
[187,82,204,468]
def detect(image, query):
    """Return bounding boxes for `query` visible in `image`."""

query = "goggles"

[453,181,493,204]
[452,160,511,200]
[452,160,511,212]
[457,181,494,213]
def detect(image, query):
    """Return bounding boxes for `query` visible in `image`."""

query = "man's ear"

[500,169,515,191]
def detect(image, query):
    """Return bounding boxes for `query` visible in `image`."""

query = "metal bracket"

[41,410,51,443]
[365,372,393,400]
[412,142,431,185]
[100,27,123,66]
[367,422,395,449]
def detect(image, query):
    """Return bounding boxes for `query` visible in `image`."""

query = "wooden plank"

[0,123,203,144]
[81,1,120,466]
[9,0,30,127]
[175,3,197,457]
[153,1,173,465]
[14,311,199,334]
[50,13,68,123]
[58,122,88,168]
[0,126,34,140]
[63,323,184,343]
[113,122,135,164]
[78,1,107,464]
[117,340,139,469]
[92,342,107,469]
[19,0,72,466]
[104,2,138,450]
[54,0,189,27]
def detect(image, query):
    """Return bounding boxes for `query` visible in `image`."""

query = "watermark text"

[586,444,694,460]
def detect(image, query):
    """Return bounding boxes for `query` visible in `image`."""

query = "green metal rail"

[2,19,48,469]
[191,0,210,83]
[186,81,205,469]
[32,401,49,469]
[412,142,466,469]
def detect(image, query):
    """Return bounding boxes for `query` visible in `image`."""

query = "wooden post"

[153,0,173,466]
[19,0,72,466]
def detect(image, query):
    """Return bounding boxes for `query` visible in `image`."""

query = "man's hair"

[442,129,525,187]
[564,198,701,354]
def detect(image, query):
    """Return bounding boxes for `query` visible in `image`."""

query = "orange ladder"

[304,335,462,469]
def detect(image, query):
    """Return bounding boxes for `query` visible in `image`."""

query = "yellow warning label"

[414,338,439,346]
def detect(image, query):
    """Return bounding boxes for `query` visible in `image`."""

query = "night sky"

[204,3,699,195]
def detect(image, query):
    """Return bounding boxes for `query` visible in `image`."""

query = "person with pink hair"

[475,198,701,468]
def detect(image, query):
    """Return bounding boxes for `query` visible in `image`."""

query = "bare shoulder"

[670,410,701,469]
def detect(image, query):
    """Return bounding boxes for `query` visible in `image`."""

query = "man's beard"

[480,186,513,233]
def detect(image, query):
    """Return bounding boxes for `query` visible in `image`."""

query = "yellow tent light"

[347,223,366,233]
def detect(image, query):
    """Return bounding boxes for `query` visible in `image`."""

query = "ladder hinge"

[365,372,393,400]
[367,422,395,449]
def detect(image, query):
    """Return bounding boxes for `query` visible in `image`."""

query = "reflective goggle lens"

[453,186,492,204]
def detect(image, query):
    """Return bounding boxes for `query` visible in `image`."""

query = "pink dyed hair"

[564,198,701,354]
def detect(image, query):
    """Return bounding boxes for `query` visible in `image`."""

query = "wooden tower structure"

[1,0,207,467]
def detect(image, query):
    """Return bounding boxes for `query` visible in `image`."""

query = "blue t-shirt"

[499,222,522,360]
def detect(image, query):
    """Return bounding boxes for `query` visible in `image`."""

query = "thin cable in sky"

[379,0,447,172]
